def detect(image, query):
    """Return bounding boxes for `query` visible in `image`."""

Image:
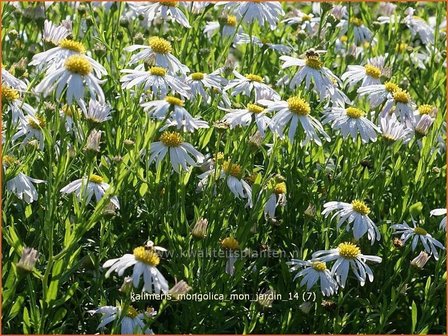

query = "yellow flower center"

[350,17,363,26]
[393,90,410,104]
[191,72,205,80]
[346,107,365,119]
[302,14,312,21]
[150,66,167,77]
[305,56,323,70]
[364,64,381,79]
[160,131,183,147]
[385,81,400,93]
[227,15,237,26]
[214,152,225,162]
[222,161,243,178]
[27,116,45,129]
[340,35,348,43]
[162,1,178,6]
[351,200,370,215]
[274,182,286,195]
[89,174,104,184]
[418,104,434,115]
[148,37,172,54]
[247,103,264,114]
[245,74,263,83]
[338,242,360,259]
[311,261,326,272]
[396,42,408,53]
[287,96,310,116]
[414,227,427,236]
[64,55,92,75]
[61,105,78,117]
[58,39,86,53]
[221,237,240,250]
[125,306,139,318]
[133,246,160,266]
[2,86,19,102]
[165,96,183,106]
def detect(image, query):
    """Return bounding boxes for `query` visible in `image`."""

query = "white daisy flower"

[89,305,153,334]
[341,55,386,89]
[357,81,400,108]
[204,15,241,39]
[2,85,36,124]
[141,96,206,132]
[103,242,169,294]
[60,105,76,133]
[160,116,209,133]
[148,131,204,173]
[337,17,373,45]
[30,39,103,75]
[322,200,381,244]
[221,237,240,276]
[11,115,45,150]
[391,221,445,259]
[234,33,292,54]
[413,104,437,136]
[380,114,412,143]
[34,55,106,111]
[6,172,45,204]
[134,1,191,28]
[280,53,340,100]
[220,103,271,136]
[2,68,27,90]
[430,208,446,231]
[381,89,416,127]
[225,71,280,101]
[199,160,253,208]
[312,242,382,288]
[287,259,338,296]
[403,8,434,45]
[84,99,112,123]
[186,71,223,104]
[261,96,330,145]
[120,65,190,99]
[60,174,120,209]
[377,2,397,16]
[414,114,435,136]
[282,10,321,36]
[327,86,351,107]
[217,1,284,29]
[331,4,348,20]
[322,106,380,143]
[125,37,189,75]
[264,181,286,219]
[43,19,71,45]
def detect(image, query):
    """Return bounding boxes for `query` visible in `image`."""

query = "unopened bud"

[17,247,39,272]
[191,218,208,239]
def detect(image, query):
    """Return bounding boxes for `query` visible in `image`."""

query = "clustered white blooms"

[2,2,445,333]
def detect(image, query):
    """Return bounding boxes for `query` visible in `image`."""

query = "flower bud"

[411,251,430,270]
[415,115,434,136]
[409,202,423,218]
[257,289,275,308]
[17,247,39,272]
[299,301,314,314]
[305,204,316,217]
[84,129,102,153]
[168,280,192,300]
[119,276,133,293]
[192,218,208,239]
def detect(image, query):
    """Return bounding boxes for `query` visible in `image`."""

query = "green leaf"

[139,182,148,196]
[411,301,418,333]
